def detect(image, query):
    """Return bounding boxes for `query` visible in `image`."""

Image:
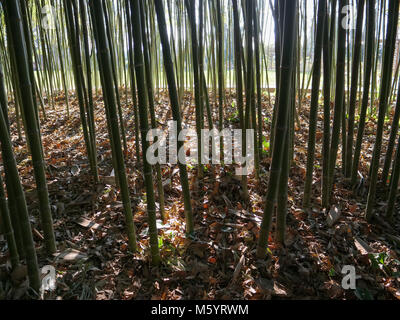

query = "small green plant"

[228,109,240,123]
[368,252,400,277]
[158,236,164,249]
[369,252,388,271]
[262,138,270,155]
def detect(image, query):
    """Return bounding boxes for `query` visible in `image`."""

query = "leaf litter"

[0,89,400,300]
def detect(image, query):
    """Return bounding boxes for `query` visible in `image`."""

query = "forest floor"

[1,88,400,300]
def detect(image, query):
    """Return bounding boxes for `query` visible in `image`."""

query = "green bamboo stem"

[327,0,348,204]
[154,0,194,235]
[366,0,399,222]
[351,0,375,186]
[303,0,326,209]
[89,0,137,253]
[4,0,57,255]
[129,0,160,265]
[257,0,297,259]
[345,0,365,178]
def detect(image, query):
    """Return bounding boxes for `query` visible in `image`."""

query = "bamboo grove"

[0,0,400,296]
